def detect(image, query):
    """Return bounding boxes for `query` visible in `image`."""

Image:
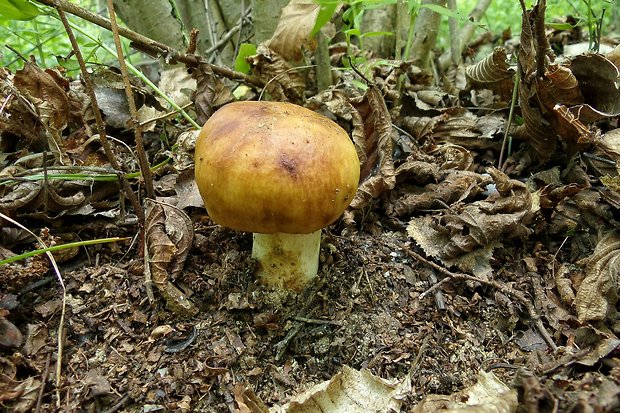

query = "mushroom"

[194,101,360,291]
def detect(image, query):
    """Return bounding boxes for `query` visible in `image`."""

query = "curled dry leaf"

[248,45,306,103]
[597,128,620,163]
[349,86,396,209]
[513,1,558,161]
[407,169,535,278]
[550,103,599,144]
[13,59,70,164]
[391,170,489,218]
[0,167,123,219]
[265,0,332,61]
[145,199,197,316]
[192,63,234,125]
[542,64,583,107]
[575,230,620,322]
[400,114,446,145]
[466,47,515,101]
[567,53,620,122]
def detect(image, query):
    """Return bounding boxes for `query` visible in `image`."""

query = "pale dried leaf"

[575,230,620,322]
[234,383,269,413]
[266,0,321,61]
[391,170,489,218]
[412,370,517,413]
[466,47,515,100]
[408,215,496,279]
[9,376,41,413]
[597,128,620,162]
[466,47,514,83]
[400,114,446,144]
[271,366,405,413]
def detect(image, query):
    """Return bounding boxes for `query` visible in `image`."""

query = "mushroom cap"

[194,101,360,234]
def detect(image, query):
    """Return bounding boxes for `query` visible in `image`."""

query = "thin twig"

[292,317,343,326]
[54,5,144,223]
[101,394,130,413]
[204,7,251,55]
[34,352,52,413]
[499,72,520,169]
[408,248,558,351]
[106,0,154,200]
[0,212,68,407]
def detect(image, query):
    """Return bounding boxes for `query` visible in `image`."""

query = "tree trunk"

[112,0,246,64]
[410,0,446,69]
[251,0,290,45]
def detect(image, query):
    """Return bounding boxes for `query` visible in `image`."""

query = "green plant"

[0,237,130,266]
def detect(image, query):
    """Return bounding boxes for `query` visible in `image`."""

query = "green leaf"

[0,0,42,21]
[360,30,394,39]
[419,3,463,21]
[350,79,368,91]
[234,43,257,74]
[310,3,338,38]
[407,0,420,14]
[546,21,578,30]
[344,27,362,38]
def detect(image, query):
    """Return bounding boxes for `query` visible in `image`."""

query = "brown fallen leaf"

[145,199,197,316]
[350,86,396,209]
[0,318,22,348]
[575,230,620,322]
[466,47,515,101]
[265,0,329,61]
[248,45,306,103]
[13,57,70,164]
[407,168,535,278]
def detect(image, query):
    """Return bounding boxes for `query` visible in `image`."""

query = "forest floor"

[2,3,620,413]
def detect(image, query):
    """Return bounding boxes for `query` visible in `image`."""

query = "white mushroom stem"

[252,230,321,291]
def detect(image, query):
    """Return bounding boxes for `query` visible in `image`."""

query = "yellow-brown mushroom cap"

[194,101,360,234]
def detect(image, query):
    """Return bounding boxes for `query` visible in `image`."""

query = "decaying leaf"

[575,230,620,322]
[13,58,70,164]
[192,63,234,125]
[412,370,517,413]
[265,0,329,61]
[513,0,558,160]
[350,86,396,209]
[407,168,535,278]
[596,128,620,172]
[271,365,407,413]
[234,384,269,413]
[248,45,306,103]
[1,376,41,413]
[400,114,445,145]
[390,170,490,218]
[550,103,599,144]
[145,199,197,316]
[567,53,620,122]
